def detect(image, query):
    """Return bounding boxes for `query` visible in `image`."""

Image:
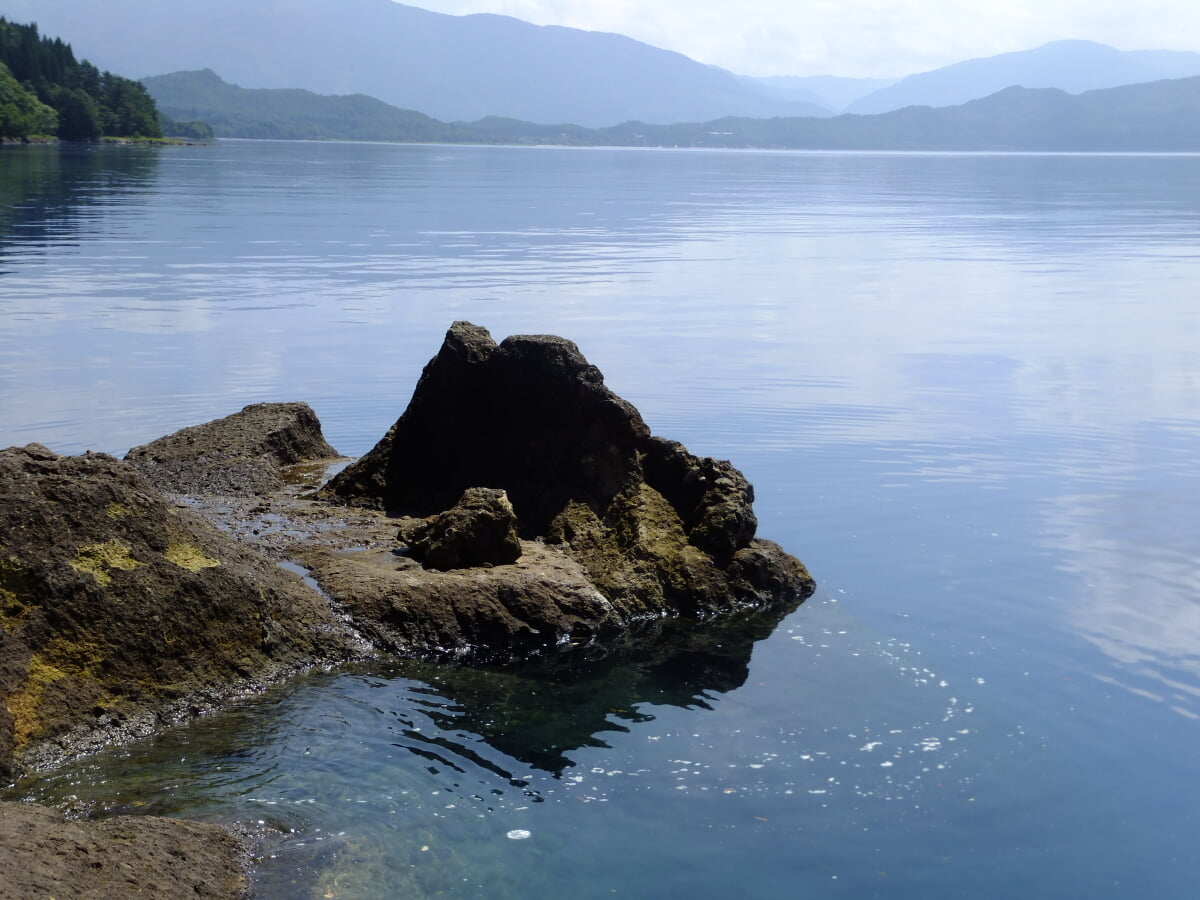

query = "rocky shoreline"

[0,323,814,897]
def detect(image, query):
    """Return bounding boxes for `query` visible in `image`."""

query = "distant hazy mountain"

[0,0,829,126]
[615,76,1200,152]
[848,40,1200,114]
[145,68,1200,153]
[747,75,898,112]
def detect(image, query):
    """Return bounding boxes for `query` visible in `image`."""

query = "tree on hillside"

[99,74,161,138]
[52,86,101,140]
[0,17,163,139]
[0,60,57,137]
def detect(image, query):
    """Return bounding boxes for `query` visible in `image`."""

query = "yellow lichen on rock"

[70,540,144,586]
[163,543,220,572]
[1,558,30,634]
[6,638,110,746]
[5,657,69,746]
[104,502,138,519]
[0,587,29,634]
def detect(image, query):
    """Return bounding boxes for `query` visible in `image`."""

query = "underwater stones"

[125,401,341,496]
[399,487,522,570]
[318,322,814,624]
[0,443,353,780]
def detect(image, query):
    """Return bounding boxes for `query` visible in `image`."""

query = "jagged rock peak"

[323,321,650,533]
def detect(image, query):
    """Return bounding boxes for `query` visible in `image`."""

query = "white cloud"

[400,0,1200,77]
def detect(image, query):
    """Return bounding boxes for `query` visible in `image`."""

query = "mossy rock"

[0,443,354,779]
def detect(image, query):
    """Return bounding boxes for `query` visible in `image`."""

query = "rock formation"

[0,328,816,896]
[318,322,814,635]
[125,401,341,496]
[0,443,353,781]
[0,342,817,896]
[323,323,647,531]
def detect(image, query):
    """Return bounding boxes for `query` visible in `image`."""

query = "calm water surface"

[2,141,1199,897]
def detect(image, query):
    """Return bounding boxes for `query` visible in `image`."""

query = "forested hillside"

[145,69,469,142]
[0,17,161,139]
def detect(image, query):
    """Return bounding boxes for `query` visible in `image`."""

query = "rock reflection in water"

[3,594,801,896]
[390,596,802,776]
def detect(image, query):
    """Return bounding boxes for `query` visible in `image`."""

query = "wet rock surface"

[125,401,342,496]
[322,322,650,531]
[0,800,248,900]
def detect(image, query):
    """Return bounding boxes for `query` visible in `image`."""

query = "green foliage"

[50,85,101,141]
[0,60,56,137]
[160,114,214,142]
[0,17,166,140]
[144,69,470,143]
[97,74,162,138]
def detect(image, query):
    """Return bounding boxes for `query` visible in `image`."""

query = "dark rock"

[641,437,758,561]
[0,800,248,899]
[125,402,341,497]
[727,539,818,604]
[399,487,522,570]
[322,322,649,532]
[319,322,814,630]
[0,444,354,780]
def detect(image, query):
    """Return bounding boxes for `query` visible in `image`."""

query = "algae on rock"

[0,443,355,780]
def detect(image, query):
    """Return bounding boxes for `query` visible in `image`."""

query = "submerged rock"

[0,443,354,781]
[320,321,814,639]
[125,401,341,496]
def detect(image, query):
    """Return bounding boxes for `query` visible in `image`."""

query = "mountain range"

[4,0,1200,132]
[0,0,830,126]
[144,68,1200,152]
[9,0,1200,127]
[845,39,1200,114]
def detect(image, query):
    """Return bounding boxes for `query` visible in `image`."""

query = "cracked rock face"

[321,322,814,620]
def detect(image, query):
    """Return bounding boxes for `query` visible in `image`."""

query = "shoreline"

[1,324,815,896]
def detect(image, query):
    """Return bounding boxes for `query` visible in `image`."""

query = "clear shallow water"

[3,141,1200,897]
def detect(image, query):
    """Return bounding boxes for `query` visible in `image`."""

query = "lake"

[2,140,1199,898]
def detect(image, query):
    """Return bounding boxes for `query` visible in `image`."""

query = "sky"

[399,0,1200,79]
